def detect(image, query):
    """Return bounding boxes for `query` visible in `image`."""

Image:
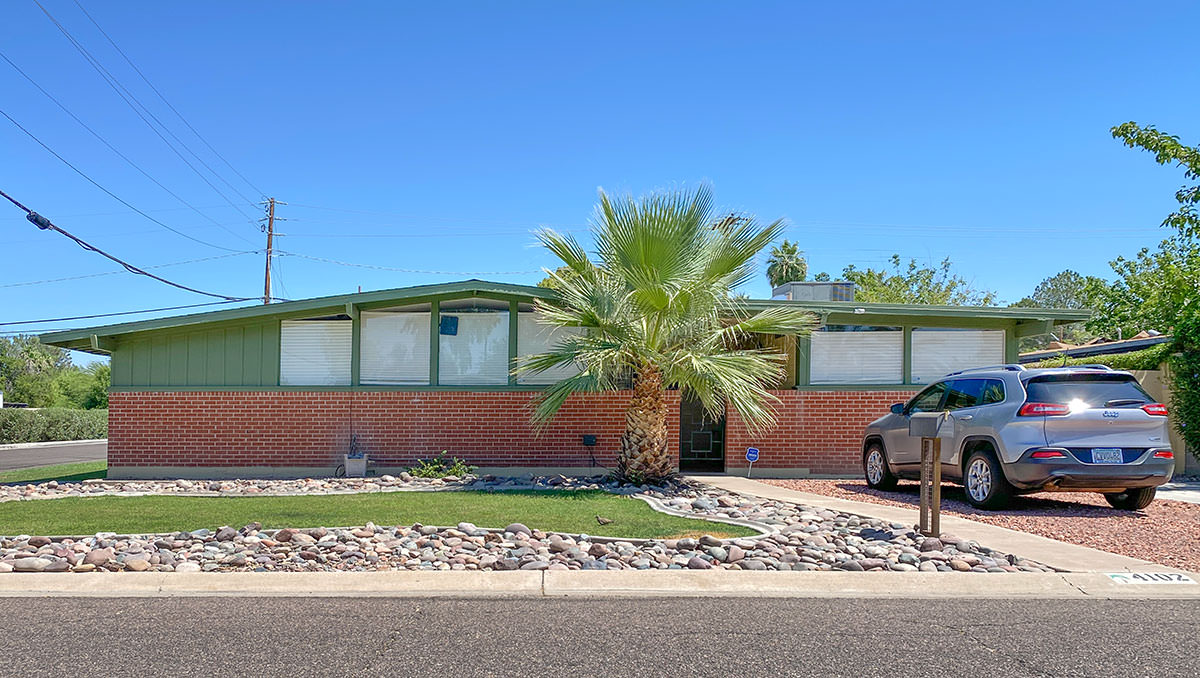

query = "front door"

[679,396,725,472]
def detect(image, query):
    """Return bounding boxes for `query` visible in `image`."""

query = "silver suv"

[861,365,1175,510]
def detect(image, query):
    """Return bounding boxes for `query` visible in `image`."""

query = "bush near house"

[0,408,107,445]
[1024,343,1173,371]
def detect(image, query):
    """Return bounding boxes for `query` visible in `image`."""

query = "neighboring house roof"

[1018,334,1173,363]
[39,278,1091,355]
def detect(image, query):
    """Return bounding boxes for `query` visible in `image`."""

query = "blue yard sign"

[745,447,759,477]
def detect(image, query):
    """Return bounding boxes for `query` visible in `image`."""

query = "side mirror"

[890,403,905,415]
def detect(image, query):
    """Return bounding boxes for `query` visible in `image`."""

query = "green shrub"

[1169,314,1200,461]
[1025,343,1173,372]
[0,408,107,444]
[406,452,476,478]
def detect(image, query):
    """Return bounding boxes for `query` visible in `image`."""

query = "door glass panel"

[944,379,987,410]
[906,382,947,413]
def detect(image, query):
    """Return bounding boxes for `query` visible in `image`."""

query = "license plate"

[1092,448,1123,464]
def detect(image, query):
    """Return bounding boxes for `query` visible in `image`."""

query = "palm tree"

[516,186,815,484]
[765,240,807,288]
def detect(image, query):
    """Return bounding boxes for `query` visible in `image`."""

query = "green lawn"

[0,461,107,485]
[0,490,757,539]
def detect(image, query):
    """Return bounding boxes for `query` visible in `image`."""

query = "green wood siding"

[110,320,280,388]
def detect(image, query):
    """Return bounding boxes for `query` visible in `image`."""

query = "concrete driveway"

[0,440,107,472]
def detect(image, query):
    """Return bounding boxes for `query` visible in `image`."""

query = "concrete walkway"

[687,474,1169,574]
[0,440,106,472]
[1158,481,1200,505]
[0,570,1196,599]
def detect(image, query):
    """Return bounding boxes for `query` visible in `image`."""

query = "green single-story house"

[40,279,1088,479]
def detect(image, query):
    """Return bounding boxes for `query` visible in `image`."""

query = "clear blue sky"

[2,1,1197,365]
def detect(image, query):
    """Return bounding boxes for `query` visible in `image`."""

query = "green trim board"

[40,278,1088,355]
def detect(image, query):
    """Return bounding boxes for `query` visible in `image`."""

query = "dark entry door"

[679,396,725,472]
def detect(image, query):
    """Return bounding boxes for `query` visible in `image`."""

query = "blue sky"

[2,1,1197,365]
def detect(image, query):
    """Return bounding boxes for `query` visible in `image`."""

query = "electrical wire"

[0,107,247,253]
[0,187,253,301]
[70,0,265,199]
[0,300,246,327]
[0,49,254,245]
[276,250,540,275]
[33,0,259,223]
[0,251,256,288]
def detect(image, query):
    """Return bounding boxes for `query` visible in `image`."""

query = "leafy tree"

[841,255,997,306]
[0,336,72,407]
[536,265,581,291]
[1086,235,1199,338]
[765,240,807,288]
[1111,122,1200,237]
[1011,270,1105,346]
[1169,310,1200,460]
[83,363,110,409]
[517,186,815,484]
[812,271,831,282]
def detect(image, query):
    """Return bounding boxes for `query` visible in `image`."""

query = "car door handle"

[956,414,974,421]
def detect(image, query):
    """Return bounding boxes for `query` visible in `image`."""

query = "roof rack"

[1071,364,1115,371]
[946,364,1026,376]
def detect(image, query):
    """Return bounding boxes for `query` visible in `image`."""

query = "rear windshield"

[1024,374,1153,408]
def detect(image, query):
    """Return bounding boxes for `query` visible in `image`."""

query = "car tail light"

[1152,449,1174,459]
[1030,449,1068,459]
[1142,403,1169,416]
[1019,402,1071,416]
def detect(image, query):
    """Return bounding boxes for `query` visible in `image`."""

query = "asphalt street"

[0,596,1195,677]
[0,440,106,471]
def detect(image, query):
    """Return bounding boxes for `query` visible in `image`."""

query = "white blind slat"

[911,329,1005,384]
[438,312,509,385]
[280,320,352,386]
[360,311,430,385]
[810,330,903,384]
[516,313,583,384]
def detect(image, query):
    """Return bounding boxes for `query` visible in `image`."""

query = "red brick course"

[108,391,680,470]
[109,389,908,475]
[725,390,914,475]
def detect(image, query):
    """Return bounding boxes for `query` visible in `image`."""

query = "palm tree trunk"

[616,365,674,483]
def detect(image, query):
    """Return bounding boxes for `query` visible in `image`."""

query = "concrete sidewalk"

[0,570,1196,599]
[688,475,1167,573]
[1158,481,1200,505]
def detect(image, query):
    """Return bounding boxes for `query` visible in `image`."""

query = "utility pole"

[260,198,283,304]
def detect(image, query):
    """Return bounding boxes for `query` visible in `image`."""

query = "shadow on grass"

[0,463,108,486]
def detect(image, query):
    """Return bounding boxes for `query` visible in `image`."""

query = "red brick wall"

[724,390,915,475]
[108,391,680,470]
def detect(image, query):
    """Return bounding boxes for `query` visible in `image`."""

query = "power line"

[0,251,256,289]
[276,250,540,275]
[0,300,246,327]
[0,106,246,252]
[70,0,265,199]
[0,187,253,301]
[0,49,254,245]
[33,0,259,224]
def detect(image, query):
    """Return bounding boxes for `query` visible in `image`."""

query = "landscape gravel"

[0,476,1054,574]
[762,478,1200,572]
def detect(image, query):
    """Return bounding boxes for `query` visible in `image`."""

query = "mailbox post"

[908,411,949,537]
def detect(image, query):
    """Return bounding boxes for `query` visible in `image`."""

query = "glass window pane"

[906,382,947,413]
[911,328,1005,384]
[809,325,903,384]
[438,298,509,385]
[360,305,431,385]
[280,319,352,386]
[516,311,583,384]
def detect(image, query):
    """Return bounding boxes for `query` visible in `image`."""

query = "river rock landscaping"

[0,475,1055,574]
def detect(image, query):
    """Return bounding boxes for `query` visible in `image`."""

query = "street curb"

[0,439,107,452]
[0,570,1196,599]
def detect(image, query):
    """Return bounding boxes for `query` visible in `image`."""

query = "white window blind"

[279,319,352,386]
[516,312,583,384]
[438,310,509,385]
[360,311,430,384]
[809,328,903,384]
[911,328,1005,384]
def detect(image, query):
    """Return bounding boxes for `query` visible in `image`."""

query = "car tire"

[863,443,898,490]
[1104,487,1156,510]
[962,449,1013,510]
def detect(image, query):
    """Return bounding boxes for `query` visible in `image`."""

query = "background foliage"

[0,336,109,409]
[0,408,108,445]
[835,255,997,306]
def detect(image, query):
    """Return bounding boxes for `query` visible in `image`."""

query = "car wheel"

[963,449,1013,510]
[863,443,898,490]
[1104,487,1156,510]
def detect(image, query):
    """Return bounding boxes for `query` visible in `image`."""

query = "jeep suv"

[861,365,1175,510]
